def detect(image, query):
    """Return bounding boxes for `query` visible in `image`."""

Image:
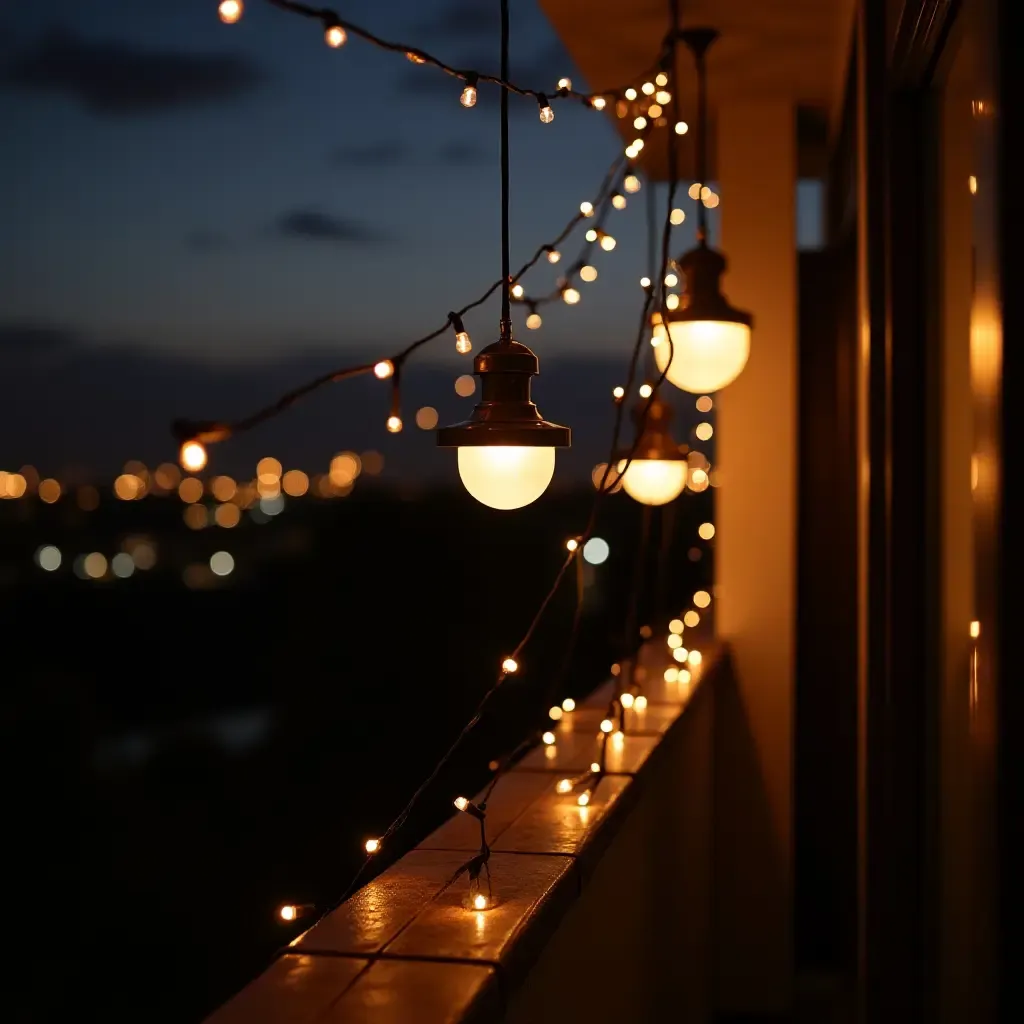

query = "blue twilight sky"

[0,0,819,475]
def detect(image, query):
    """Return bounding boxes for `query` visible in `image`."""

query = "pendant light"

[653,28,753,394]
[437,0,569,509]
[615,391,689,506]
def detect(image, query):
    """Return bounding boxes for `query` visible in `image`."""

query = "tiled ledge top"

[207,640,719,1024]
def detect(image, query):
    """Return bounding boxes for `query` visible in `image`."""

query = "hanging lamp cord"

[499,0,512,343]
[695,36,708,243]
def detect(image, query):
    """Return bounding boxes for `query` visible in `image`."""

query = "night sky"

[0,0,819,477]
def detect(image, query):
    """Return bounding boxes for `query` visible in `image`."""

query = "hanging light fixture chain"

[499,0,512,342]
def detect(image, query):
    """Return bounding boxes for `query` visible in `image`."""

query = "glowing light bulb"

[546,248,561,263]
[612,730,624,744]
[454,796,469,812]
[641,81,655,95]
[634,116,648,130]
[562,698,576,712]
[655,72,668,86]
[180,441,208,473]
[647,103,663,118]
[631,139,644,151]
[640,276,651,289]
[599,234,616,251]
[639,383,653,398]
[625,88,637,100]
[624,175,641,193]
[374,360,394,379]
[406,52,426,64]
[580,201,594,216]
[456,446,556,510]
[549,706,563,721]
[666,294,680,311]
[668,634,683,649]
[580,265,598,283]
[557,779,573,794]
[460,83,477,107]
[665,667,679,682]
[325,24,347,48]
[688,650,703,666]
[670,208,685,225]
[652,318,751,393]
[591,96,606,110]
[669,618,684,633]
[655,90,671,105]
[577,792,590,806]
[473,894,488,910]
[511,283,524,298]
[694,590,711,608]
[557,77,572,90]
[218,0,243,24]
[688,182,702,200]
[365,838,380,854]
[620,693,635,709]
[611,193,627,210]
[542,731,556,745]
[585,229,598,242]
[386,415,402,433]
[455,331,472,354]
[679,669,691,685]
[673,647,688,663]
[526,313,542,330]
[539,99,554,123]
[566,538,579,551]
[635,695,648,711]
[675,121,689,135]
[502,657,518,673]
[562,287,581,305]
[684,610,700,627]
[600,719,613,733]
[590,762,601,773]
[279,904,297,921]
[613,386,625,399]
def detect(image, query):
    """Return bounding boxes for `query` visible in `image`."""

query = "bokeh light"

[583,537,610,565]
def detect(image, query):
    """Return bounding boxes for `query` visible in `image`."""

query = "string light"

[561,697,576,712]
[364,838,380,854]
[656,72,669,86]
[502,657,518,673]
[634,116,648,130]
[325,22,347,48]
[473,894,489,910]
[545,247,561,263]
[620,692,635,708]
[218,0,243,24]
[624,175,641,193]
[640,276,651,288]
[648,103,663,118]
[566,537,579,551]
[511,283,525,298]
[639,383,653,398]
[600,718,614,733]
[641,81,656,95]
[386,415,403,433]
[278,902,314,922]
[374,360,394,379]
[538,95,554,123]
[598,231,617,251]
[557,779,573,794]
[549,706,563,721]
[562,286,581,305]
[655,90,671,105]
[591,96,607,110]
[577,792,591,806]
[611,192,627,210]
[580,201,595,216]
[460,75,478,107]
[179,441,208,472]
[625,87,637,100]
[675,121,689,134]
[526,312,542,329]
[557,77,572,90]
[613,386,625,399]
[579,265,598,282]
[634,695,648,711]
[669,618,684,633]
[585,229,598,242]
[542,731,556,745]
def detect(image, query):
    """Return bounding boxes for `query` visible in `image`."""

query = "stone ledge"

[205,639,720,1023]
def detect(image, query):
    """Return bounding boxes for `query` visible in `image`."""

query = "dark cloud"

[0,321,79,353]
[185,231,229,253]
[329,141,409,168]
[0,29,264,115]
[437,140,491,165]
[274,209,392,244]
[415,1,500,39]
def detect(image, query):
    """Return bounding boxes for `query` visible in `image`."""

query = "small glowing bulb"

[613,386,625,399]
[526,312,542,330]
[590,762,601,773]
[580,201,594,216]
[655,72,668,87]
[365,838,380,854]
[675,121,689,135]
[546,248,561,264]
[620,693,635,709]
[279,904,297,921]
[640,276,651,288]
[502,657,518,673]
[970,620,981,638]
[631,138,645,151]
[511,283,524,299]
[639,383,653,398]
[678,669,691,685]
[585,229,598,242]
[557,77,572,90]
[625,87,637,100]
[641,81,655,95]
[669,618,684,634]
[455,331,472,354]
[577,792,591,806]
[460,84,477,107]
[591,96,606,110]
[599,234,616,251]
[698,522,715,540]
[374,359,394,379]
[580,265,598,283]
[612,730,624,744]
[325,24,347,48]
[542,731,556,745]
[664,667,679,682]
[667,634,682,649]
[655,90,671,105]
[688,650,703,666]
[611,193,627,210]
[454,796,469,812]
[666,294,680,310]
[670,208,685,225]
[664,273,678,287]
[218,0,243,24]
[549,706,563,721]
[562,287,581,305]
[694,590,711,608]
[557,778,573,794]
[704,192,720,209]
[562,698,576,712]
[566,538,579,551]
[673,647,688,663]
[684,610,700,627]
[539,104,554,123]
[634,695,648,711]
[688,182,702,200]
[624,175,641,193]
[406,52,426,64]
[647,103,663,118]
[634,116,647,130]
[600,719,613,733]
[473,894,488,910]
[180,441,207,473]
[386,415,402,433]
